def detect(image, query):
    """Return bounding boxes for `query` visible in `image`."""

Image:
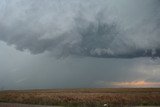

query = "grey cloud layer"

[0,0,160,58]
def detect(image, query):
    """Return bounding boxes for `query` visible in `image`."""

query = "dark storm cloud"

[0,0,160,58]
[1,40,160,89]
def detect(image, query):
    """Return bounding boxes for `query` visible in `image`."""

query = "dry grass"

[0,88,160,107]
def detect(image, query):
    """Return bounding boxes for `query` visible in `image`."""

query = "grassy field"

[0,88,160,107]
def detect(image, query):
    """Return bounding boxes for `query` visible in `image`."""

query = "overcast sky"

[0,0,160,90]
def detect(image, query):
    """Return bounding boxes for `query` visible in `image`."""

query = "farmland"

[0,88,160,107]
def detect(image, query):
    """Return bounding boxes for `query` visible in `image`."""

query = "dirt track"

[0,103,62,107]
[0,103,159,107]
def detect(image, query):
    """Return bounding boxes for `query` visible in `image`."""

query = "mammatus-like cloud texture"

[0,0,160,58]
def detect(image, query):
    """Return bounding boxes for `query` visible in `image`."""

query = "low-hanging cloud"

[0,0,160,58]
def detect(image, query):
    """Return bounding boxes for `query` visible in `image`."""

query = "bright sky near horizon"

[0,0,160,89]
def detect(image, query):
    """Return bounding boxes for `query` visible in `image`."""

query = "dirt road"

[0,103,63,107]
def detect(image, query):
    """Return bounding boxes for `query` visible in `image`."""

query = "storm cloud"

[0,0,160,58]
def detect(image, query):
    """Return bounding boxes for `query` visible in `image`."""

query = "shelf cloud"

[0,0,160,58]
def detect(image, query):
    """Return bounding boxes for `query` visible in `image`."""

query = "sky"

[0,0,160,89]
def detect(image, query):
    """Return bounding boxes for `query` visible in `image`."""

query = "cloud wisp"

[0,0,160,58]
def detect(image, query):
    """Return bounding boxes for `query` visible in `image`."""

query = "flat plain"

[0,88,160,107]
